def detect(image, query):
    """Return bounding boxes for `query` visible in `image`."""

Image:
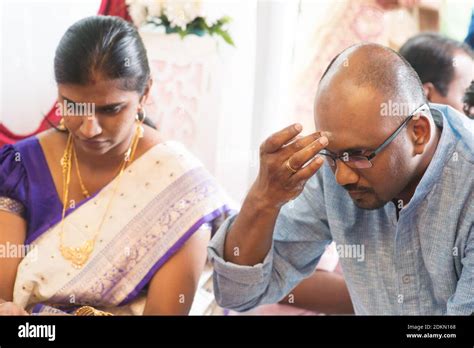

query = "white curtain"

[0,0,101,133]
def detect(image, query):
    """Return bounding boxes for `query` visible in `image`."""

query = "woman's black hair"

[399,33,474,97]
[52,15,156,129]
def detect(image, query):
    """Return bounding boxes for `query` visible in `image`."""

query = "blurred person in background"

[462,80,474,119]
[400,32,474,116]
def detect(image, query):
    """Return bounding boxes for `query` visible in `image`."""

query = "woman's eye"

[102,106,122,114]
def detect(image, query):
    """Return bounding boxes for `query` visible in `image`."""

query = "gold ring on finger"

[285,159,298,175]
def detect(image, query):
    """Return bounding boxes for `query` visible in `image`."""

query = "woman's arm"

[143,225,211,315]
[0,210,27,301]
[0,210,29,315]
[279,270,354,314]
[0,298,28,315]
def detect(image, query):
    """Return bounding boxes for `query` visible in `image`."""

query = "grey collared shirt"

[208,104,474,315]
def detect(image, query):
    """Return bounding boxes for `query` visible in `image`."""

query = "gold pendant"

[59,239,95,269]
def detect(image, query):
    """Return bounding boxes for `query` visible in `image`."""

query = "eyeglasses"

[319,103,430,169]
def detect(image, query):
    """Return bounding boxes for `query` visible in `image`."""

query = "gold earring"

[58,118,67,131]
[136,107,147,123]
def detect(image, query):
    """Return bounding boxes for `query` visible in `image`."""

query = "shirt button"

[402,275,411,284]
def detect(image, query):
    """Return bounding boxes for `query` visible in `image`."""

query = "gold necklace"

[73,149,90,198]
[59,122,143,268]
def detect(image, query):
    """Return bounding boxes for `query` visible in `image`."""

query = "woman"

[0,16,232,315]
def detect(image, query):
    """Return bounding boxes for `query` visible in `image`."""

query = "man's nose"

[334,160,359,186]
[79,116,102,138]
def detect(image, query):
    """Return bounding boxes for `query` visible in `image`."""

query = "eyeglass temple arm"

[368,104,430,160]
[367,115,413,160]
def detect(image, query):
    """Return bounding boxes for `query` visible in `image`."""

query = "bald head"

[313,43,438,211]
[317,43,427,117]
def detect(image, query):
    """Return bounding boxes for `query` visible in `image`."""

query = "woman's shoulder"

[0,143,21,177]
[0,130,61,194]
[135,131,211,186]
[137,126,194,165]
[0,137,39,202]
[0,132,45,168]
[1,129,64,161]
[136,124,163,155]
[36,128,62,141]
[36,128,67,158]
[1,133,41,155]
[145,140,203,171]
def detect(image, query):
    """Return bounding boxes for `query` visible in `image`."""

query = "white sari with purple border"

[13,141,234,315]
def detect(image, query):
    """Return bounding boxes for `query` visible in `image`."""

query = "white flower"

[128,0,229,32]
[143,0,165,18]
[127,0,148,27]
[164,0,202,30]
[200,0,224,27]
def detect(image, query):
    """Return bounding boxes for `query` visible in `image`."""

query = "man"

[208,43,474,315]
[399,33,474,115]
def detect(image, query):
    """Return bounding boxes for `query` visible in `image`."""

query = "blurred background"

[1,0,473,203]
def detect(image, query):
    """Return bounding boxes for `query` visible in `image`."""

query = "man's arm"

[209,124,333,311]
[447,225,474,315]
[280,270,354,314]
[223,124,328,266]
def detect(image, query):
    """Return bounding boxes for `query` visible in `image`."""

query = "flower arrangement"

[126,0,234,46]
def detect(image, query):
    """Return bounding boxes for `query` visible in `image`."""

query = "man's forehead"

[314,99,394,152]
[315,89,385,127]
[322,129,379,153]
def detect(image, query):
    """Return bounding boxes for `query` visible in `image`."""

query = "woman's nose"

[79,116,102,138]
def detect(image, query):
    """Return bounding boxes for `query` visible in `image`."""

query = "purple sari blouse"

[1,137,65,243]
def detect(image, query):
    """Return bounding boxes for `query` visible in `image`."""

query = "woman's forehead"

[58,79,136,104]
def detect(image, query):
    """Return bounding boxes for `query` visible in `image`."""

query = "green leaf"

[144,15,235,47]
[215,28,235,46]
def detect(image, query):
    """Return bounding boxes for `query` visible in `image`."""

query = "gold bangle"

[75,305,113,316]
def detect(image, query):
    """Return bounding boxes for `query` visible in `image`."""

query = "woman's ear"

[140,78,153,105]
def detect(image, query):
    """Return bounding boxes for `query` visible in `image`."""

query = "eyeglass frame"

[318,103,430,169]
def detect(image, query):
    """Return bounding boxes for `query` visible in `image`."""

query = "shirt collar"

[402,105,457,212]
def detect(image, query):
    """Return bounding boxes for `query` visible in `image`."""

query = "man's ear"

[410,114,432,155]
[422,82,435,102]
